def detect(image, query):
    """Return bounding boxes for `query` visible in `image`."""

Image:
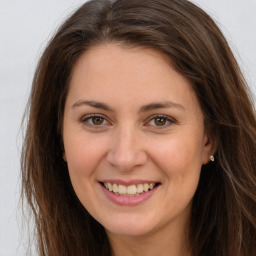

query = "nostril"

[106,148,148,171]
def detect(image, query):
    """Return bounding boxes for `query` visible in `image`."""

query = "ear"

[201,132,218,165]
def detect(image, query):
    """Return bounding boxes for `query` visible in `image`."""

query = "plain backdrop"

[0,0,255,255]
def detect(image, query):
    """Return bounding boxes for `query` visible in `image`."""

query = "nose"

[106,126,148,171]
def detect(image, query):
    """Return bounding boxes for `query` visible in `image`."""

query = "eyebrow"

[138,101,185,112]
[72,100,185,112]
[72,100,114,112]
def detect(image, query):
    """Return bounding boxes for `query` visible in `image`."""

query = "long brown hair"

[21,0,256,255]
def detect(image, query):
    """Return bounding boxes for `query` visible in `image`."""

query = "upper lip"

[99,179,160,186]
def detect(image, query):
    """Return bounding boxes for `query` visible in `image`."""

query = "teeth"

[113,183,118,193]
[143,183,149,192]
[118,184,127,194]
[107,183,113,192]
[137,184,144,193]
[103,182,156,196]
[127,185,137,195]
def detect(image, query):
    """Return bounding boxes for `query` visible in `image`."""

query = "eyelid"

[144,114,177,128]
[81,114,111,127]
[80,113,176,129]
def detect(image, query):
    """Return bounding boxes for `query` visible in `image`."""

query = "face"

[63,43,214,239]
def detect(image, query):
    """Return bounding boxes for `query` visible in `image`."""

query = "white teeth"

[107,183,113,192]
[149,183,154,189]
[112,183,118,193]
[103,182,157,196]
[127,185,137,195]
[118,184,127,194]
[143,183,149,192]
[137,184,144,193]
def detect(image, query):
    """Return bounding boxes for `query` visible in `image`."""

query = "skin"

[62,43,215,256]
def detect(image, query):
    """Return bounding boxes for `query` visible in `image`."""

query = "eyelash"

[81,114,176,129]
[81,114,109,128]
[145,114,176,128]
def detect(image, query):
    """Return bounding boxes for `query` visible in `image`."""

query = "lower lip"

[100,183,160,206]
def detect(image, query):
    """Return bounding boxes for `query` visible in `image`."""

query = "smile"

[103,182,158,196]
[100,180,161,206]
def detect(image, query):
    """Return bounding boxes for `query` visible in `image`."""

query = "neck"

[106,218,191,256]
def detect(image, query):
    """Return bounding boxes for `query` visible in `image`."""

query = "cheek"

[64,134,104,177]
[155,137,203,206]
[149,135,203,179]
[64,136,105,207]
[146,137,202,220]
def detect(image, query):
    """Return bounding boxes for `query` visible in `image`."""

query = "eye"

[154,117,167,126]
[145,115,176,128]
[90,116,105,125]
[81,114,110,128]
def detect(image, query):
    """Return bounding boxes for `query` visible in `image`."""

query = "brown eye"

[145,115,176,129]
[154,117,167,126]
[82,114,109,128]
[91,116,104,125]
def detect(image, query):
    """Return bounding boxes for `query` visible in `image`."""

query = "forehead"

[67,43,199,112]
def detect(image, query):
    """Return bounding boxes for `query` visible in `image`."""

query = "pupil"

[92,117,103,125]
[155,118,166,126]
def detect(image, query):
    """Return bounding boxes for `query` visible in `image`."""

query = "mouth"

[100,182,160,197]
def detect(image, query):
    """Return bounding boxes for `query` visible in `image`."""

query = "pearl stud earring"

[210,155,215,162]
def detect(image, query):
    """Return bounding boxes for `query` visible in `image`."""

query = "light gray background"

[0,0,255,255]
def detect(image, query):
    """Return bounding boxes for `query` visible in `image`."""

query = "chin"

[99,214,159,238]
[106,225,155,238]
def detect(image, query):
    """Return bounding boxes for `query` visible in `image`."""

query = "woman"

[21,0,256,255]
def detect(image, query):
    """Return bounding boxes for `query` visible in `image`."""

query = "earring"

[210,155,215,162]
